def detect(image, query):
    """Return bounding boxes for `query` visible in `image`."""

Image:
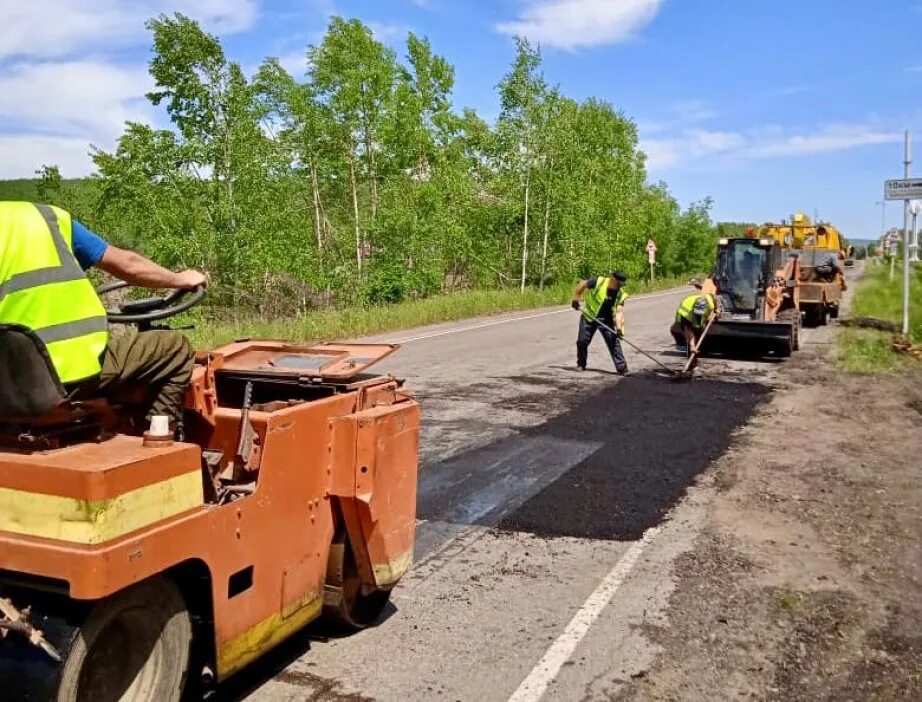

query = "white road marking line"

[393,288,685,344]
[507,525,664,702]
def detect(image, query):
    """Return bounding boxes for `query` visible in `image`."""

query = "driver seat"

[0,325,112,448]
[0,324,68,417]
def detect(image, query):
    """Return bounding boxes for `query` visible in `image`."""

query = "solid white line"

[393,288,685,344]
[506,525,664,702]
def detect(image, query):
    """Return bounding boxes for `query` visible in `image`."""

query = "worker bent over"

[0,201,206,434]
[571,271,629,375]
[670,293,717,364]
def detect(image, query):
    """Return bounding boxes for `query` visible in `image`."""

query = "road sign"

[646,239,657,264]
[884,178,922,200]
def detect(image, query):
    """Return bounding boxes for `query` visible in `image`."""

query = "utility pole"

[902,130,911,335]
[875,200,886,265]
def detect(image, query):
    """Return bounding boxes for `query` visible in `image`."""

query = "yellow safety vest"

[0,202,108,384]
[676,293,715,328]
[582,277,628,322]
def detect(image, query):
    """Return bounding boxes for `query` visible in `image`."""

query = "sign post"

[883,132,913,334]
[646,239,657,283]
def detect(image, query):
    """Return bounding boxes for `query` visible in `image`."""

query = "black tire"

[323,532,391,630]
[56,578,191,702]
[802,307,818,328]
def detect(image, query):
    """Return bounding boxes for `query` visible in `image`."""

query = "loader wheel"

[323,532,392,630]
[56,578,191,702]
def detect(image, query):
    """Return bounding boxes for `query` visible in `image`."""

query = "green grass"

[838,261,922,373]
[184,274,692,349]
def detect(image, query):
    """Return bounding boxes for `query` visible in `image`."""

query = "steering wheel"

[96,281,205,324]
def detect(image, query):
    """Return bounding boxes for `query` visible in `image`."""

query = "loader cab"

[714,238,780,316]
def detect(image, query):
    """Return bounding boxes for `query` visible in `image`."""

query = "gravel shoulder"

[617,329,922,700]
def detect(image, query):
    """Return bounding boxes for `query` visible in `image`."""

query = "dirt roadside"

[616,334,922,701]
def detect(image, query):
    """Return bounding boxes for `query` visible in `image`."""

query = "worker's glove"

[616,328,624,338]
[571,299,581,311]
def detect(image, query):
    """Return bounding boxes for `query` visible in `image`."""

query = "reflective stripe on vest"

[676,293,714,326]
[582,277,627,321]
[0,202,108,384]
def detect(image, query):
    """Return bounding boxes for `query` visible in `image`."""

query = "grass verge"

[185,275,691,349]
[838,261,922,373]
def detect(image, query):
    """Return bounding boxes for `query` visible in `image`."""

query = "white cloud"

[750,124,900,158]
[762,85,811,97]
[274,50,309,76]
[0,60,156,178]
[0,61,153,137]
[496,0,662,50]
[642,129,744,170]
[0,135,99,179]
[671,99,717,123]
[0,1,258,177]
[367,21,411,43]
[1,0,258,60]
[642,123,901,172]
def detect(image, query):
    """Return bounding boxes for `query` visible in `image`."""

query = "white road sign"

[884,178,922,200]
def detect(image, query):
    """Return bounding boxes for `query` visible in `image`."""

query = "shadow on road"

[418,373,770,543]
[188,606,397,701]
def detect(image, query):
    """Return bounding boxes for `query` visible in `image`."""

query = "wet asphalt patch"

[416,373,769,550]
[499,375,770,540]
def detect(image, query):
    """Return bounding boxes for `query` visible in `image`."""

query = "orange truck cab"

[0,327,420,701]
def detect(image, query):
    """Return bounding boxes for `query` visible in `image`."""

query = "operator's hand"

[571,299,581,311]
[174,269,208,290]
[616,328,624,338]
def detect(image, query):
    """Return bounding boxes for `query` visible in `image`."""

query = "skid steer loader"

[698,236,802,358]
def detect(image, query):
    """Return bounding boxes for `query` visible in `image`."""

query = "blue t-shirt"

[71,220,108,270]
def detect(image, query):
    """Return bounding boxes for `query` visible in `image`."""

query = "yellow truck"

[757,213,847,326]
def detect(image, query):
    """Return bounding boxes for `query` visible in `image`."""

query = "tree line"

[38,14,719,314]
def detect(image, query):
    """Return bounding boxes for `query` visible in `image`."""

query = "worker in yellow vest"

[571,271,629,375]
[0,201,206,432]
[670,292,717,356]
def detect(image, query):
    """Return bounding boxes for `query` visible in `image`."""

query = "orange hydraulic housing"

[0,341,419,681]
[757,213,847,325]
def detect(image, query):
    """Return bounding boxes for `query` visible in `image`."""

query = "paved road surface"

[216,282,840,702]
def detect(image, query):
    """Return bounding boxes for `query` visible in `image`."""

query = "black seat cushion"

[0,324,67,417]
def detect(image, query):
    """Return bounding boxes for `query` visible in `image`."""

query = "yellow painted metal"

[758,213,845,251]
[0,471,203,544]
[372,548,413,588]
[216,591,322,678]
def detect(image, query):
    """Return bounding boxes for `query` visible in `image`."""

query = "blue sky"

[2,1,920,237]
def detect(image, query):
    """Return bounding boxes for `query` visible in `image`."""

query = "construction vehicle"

[696,236,801,358]
[757,213,847,326]
[0,285,420,701]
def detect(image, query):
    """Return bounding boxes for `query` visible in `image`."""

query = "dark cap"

[611,271,628,282]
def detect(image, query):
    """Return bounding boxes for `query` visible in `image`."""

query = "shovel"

[677,311,717,380]
[577,308,681,378]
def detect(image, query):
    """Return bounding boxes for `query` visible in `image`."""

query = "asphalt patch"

[498,374,770,540]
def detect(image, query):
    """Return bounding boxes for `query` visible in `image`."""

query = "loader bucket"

[701,319,795,357]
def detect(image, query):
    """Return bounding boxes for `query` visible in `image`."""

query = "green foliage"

[16,15,722,319]
[716,221,758,238]
[838,263,922,373]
